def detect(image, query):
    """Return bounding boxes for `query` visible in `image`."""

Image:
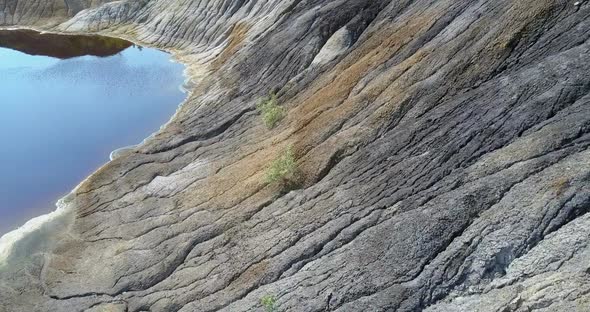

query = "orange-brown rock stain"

[211,23,251,71]
[176,3,460,203]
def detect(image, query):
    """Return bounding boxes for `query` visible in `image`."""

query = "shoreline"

[0,27,192,265]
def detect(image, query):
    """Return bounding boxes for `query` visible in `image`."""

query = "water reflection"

[0,31,185,235]
[0,29,132,59]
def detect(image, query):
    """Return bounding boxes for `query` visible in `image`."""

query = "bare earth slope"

[1,0,590,311]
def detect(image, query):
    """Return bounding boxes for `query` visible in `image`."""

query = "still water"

[0,30,186,235]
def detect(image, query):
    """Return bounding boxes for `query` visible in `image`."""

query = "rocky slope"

[1,0,590,311]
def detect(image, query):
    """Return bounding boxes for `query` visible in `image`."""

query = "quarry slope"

[1,0,590,311]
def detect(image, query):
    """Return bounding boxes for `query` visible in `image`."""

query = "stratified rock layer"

[1,0,589,311]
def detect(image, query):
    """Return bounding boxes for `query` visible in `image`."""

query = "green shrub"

[266,146,297,184]
[260,294,277,312]
[257,93,284,129]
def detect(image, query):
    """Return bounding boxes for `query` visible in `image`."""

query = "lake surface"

[0,30,186,235]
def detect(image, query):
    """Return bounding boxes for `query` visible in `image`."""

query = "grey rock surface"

[0,0,590,311]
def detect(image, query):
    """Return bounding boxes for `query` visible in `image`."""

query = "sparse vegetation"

[260,294,277,312]
[257,93,284,129]
[266,146,297,184]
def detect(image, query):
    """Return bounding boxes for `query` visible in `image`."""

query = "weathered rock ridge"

[1,0,590,311]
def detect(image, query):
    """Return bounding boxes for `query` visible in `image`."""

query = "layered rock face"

[1,0,590,311]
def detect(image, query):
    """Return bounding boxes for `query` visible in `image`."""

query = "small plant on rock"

[257,93,284,129]
[260,294,277,312]
[266,146,297,185]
